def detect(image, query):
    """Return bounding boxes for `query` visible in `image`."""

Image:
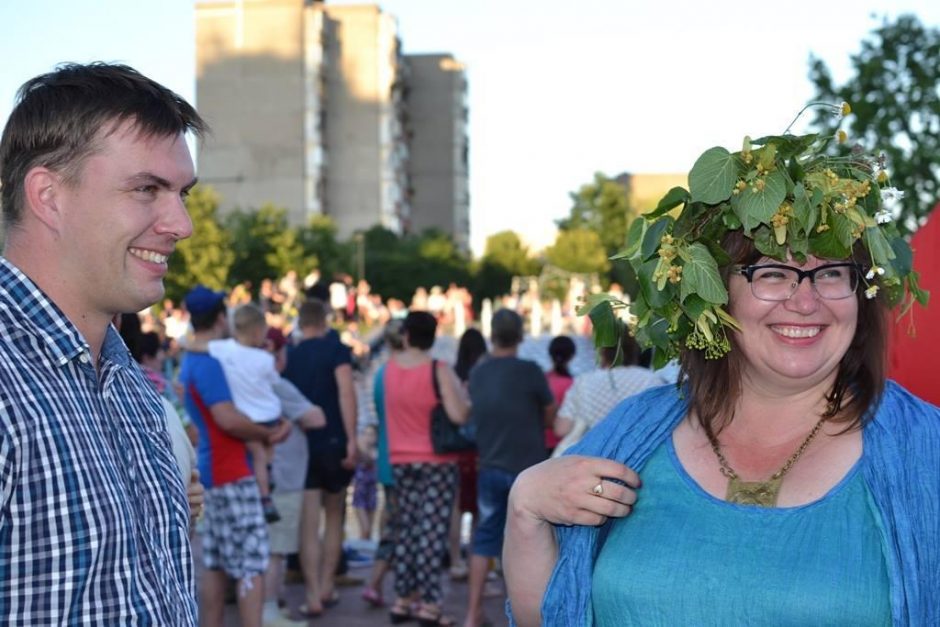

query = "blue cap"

[184,285,227,315]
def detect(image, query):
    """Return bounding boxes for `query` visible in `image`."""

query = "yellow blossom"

[816,224,830,233]
[837,130,847,144]
[877,170,889,184]
[841,102,852,116]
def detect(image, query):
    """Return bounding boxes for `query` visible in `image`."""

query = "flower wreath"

[584,103,929,367]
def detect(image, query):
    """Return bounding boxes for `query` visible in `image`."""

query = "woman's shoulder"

[875,381,940,429]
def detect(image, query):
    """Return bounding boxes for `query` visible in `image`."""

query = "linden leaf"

[679,242,727,305]
[736,170,787,230]
[689,147,738,204]
[645,187,691,218]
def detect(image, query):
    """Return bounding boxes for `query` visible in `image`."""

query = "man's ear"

[22,166,64,232]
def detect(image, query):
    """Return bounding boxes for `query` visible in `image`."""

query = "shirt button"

[79,352,90,364]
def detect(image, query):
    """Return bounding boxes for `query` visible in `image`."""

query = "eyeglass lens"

[750,265,858,301]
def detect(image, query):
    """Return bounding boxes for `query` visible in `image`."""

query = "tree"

[481,230,540,277]
[557,173,635,255]
[544,228,610,275]
[808,14,940,232]
[300,215,353,281]
[226,204,310,292]
[165,185,233,304]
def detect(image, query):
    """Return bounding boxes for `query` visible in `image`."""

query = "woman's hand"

[187,469,204,522]
[509,455,640,528]
[504,455,639,627]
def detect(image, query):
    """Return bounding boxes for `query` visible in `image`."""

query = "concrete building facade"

[404,54,470,250]
[195,0,468,247]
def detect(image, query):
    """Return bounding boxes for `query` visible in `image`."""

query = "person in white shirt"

[553,330,664,457]
[209,303,325,524]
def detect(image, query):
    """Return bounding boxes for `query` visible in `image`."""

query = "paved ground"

[217,561,510,626]
[215,332,597,625]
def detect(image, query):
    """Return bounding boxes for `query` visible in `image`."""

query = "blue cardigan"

[519,381,940,626]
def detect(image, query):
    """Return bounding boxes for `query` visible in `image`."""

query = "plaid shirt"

[0,257,196,625]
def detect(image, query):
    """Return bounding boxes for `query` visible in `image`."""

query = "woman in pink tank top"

[384,311,469,626]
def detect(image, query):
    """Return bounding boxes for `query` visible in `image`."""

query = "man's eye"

[134,185,158,195]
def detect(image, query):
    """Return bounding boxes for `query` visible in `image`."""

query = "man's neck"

[491,345,518,358]
[188,329,224,351]
[301,325,329,339]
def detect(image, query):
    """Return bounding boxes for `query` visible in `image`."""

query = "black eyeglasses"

[732,262,862,301]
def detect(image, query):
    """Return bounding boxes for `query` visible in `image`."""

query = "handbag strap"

[431,359,442,401]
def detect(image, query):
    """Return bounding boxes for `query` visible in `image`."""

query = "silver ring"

[592,482,604,496]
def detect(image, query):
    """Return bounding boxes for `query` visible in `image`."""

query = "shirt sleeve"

[196,358,233,407]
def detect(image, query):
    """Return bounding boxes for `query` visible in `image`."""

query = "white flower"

[875,209,893,224]
[865,266,886,280]
[865,285,879,300]
[881,187,905,202]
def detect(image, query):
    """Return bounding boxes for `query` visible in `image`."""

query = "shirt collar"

[0,256,92,366]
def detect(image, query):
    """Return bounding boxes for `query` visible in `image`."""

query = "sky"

[1,1,938,255]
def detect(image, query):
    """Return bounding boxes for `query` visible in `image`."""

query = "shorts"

[305,445,354,493]
[471,467,517,558]
[352,465,377,511]
[267,491,303,554]
[202,477,269,580]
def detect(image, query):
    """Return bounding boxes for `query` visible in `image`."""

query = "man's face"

[55,120,195,322]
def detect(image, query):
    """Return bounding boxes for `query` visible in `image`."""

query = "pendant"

[725,476,782,507]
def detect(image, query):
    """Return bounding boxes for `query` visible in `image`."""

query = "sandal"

[361,586,384,608]
[389,598,415,624]
[296,603,322,618]
[415,604,457,627]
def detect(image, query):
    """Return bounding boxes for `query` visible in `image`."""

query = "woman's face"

[728,255,858,394]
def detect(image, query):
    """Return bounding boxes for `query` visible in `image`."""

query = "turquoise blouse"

[592,439,890,625]
[517,382,940,626]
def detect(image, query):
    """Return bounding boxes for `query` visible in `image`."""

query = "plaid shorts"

[202,477,269,581]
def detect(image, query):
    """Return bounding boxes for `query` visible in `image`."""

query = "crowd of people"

[3,61,938,627]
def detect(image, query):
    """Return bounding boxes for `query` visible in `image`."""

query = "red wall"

[888,204,940,407]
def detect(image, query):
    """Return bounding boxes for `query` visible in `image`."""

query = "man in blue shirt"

[0,63,205,625]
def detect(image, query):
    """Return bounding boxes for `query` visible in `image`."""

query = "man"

[463,309,555,627]
[0,62,204,624]
[283,298,358,616]
[177,286,293,627]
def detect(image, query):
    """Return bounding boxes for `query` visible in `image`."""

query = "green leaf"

[576,292,626,317]
[864,226,896,267]
[736,170,787,229]
[831,213,856,249]
[753,225,788,260]
[887,235,913,277]
[791,182,813,230]
[680,294,711,322]
[645,187,691,218]
[588,301,620,347]
[640,217,673,262]
[750,133,819,159]
[689,147,738,204]
[637,258,674,308]
[809,226,852,259]
[679,243,727,305]
[611,218,645,261]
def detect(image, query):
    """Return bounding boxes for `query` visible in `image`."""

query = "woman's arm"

[437,361,470,425]
[504,456,640,626]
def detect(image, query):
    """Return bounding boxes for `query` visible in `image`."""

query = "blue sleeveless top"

[592,438,890,625]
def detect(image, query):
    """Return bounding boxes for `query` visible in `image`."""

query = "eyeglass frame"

[731,262,864,301]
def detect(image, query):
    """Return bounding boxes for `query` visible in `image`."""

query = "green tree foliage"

[165,185,233,304]
[226,204,310,293]
[481,230,540,277]
[472,230,541,303]
[361,226,472,302]
[808,14,940,232]
[558,173,635,255]
[301,215,353,281]
[545,228,610,275]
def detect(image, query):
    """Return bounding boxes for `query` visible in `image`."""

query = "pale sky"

[1,0,937,255]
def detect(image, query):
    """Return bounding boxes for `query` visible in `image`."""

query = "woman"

[552,330,663,457]
[385,311,470,626]
[544,335,576,455]
[504,124,939,625]
[448,328,489,581]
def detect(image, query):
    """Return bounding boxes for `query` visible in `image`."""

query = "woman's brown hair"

[679,230,888,439]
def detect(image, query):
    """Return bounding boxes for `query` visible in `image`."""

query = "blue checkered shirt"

[0,257,197,625]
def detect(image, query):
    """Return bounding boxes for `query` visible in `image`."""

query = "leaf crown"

[589,103,929,367]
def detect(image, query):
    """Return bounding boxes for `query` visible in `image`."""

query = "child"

[352,424,379,540]
[209,303,325,523]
